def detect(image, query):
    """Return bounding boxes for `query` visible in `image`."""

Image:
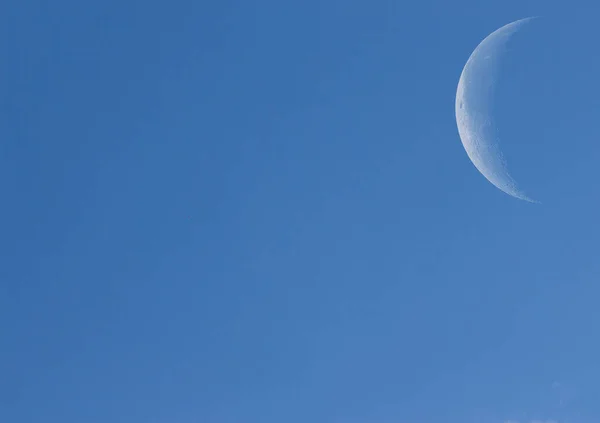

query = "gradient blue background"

[1,0,599,422]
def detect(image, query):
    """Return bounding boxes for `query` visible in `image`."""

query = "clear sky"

[1,0,599,422]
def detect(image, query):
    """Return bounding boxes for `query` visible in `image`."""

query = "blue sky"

[1,0,599,422]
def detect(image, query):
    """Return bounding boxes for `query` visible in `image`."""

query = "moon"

[456,18,539,203]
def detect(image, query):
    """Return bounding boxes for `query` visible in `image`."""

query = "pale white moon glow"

[455,17,538,203]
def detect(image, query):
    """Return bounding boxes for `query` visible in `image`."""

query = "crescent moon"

[456,18,539,203]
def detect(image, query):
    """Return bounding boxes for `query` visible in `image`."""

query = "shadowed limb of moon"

[456,17,540,203]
